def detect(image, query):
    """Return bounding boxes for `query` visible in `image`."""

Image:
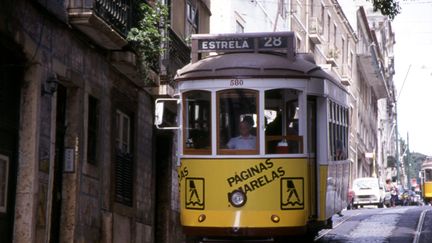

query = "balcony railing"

[163,28,191,82]
[94,0,131,37]
[68,0,132,50]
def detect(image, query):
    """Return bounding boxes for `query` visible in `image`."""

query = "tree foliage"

[371,0,401,20]
[127,2,169,78]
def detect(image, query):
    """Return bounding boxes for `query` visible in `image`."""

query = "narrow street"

[316,206,432,243]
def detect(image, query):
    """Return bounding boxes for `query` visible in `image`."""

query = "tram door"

[307,96,318,218]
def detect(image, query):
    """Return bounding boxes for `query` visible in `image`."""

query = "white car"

[352,177,385,208]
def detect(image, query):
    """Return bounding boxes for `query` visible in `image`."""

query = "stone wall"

[4,1,157,242]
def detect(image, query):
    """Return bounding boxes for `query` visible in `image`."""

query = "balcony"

[68,0,132,50]
[357,45,388,99]
[336,64,352,86]
[308,17,323,44]
[325,44,340,67]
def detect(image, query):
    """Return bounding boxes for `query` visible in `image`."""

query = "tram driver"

[227,116,256,150]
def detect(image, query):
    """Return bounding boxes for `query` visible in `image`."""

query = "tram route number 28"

[263,37,282,47]
[259,36,288,49]
[230,79,244,86]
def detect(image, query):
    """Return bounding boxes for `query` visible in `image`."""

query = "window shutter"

[115,151,134,206]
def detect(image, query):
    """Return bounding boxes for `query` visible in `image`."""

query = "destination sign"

[198,38,254,51]
[197,36,290,52]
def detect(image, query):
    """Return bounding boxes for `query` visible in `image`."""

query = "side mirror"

[155,98,181,130]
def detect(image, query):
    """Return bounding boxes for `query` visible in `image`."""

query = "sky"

[392,1,432,156]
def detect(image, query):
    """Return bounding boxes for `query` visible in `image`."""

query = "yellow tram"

[156,32,350,241]
[421,157,432,204]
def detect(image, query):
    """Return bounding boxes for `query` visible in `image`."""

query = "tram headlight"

[228,190,247,207]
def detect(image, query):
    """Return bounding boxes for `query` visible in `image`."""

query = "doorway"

[49,84,67,243]
[0,37,24,243]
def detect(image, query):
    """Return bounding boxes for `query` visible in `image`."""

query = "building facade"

[0,0,210,243]
[210,0,290,33]
[356,6,396,181]
[208,0,397,186]
[291,0,360,184]
[296,1,396,183]
[157,1,211,243]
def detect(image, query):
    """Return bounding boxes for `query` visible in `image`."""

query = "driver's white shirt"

[227,135,256,149]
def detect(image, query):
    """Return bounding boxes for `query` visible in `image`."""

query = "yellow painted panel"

[182,210,307,228]
[179,158,309,228]
[424,182,432,199]
[319,165,328,221]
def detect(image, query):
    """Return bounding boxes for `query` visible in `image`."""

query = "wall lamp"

[42,74,59,96]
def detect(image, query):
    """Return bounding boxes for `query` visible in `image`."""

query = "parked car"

[352,177,385,208]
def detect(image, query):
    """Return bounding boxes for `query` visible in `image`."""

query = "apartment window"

[236,21,244,33]
[327,14,331,42]
[310,0,314,17]
[114,110,133,206]
[116,110,131,153]
[321,4,325,33]
[186,1,198,35]
[279,0,287,19]
[349,51,353,68]
[342,38,346,63]
[333,24,337,47]
[87,95,99,165]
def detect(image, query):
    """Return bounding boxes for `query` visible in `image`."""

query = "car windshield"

[354,179,378,189]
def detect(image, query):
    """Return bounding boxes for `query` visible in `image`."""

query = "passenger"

[385,179,398,207]
[227,116,256,150]
[335,140,346,160]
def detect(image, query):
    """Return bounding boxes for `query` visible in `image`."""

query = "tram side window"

[265,89,303,154]
[217,89,258,154]
[329,101,348,160]
[183,91,211,154]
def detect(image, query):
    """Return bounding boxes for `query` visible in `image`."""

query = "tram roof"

[174,52,343,88]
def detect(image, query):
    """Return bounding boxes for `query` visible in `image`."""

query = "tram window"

[264,89,303,154]
[183,91,211,154]
[217,89,258,154]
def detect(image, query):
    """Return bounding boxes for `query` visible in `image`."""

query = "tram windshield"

[181,88,306,155]
[218,89,259,154]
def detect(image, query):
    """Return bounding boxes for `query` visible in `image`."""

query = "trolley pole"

[395,64,411,185]
[395,101,400,184]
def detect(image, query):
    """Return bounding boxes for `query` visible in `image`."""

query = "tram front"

[156,32,350,241]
